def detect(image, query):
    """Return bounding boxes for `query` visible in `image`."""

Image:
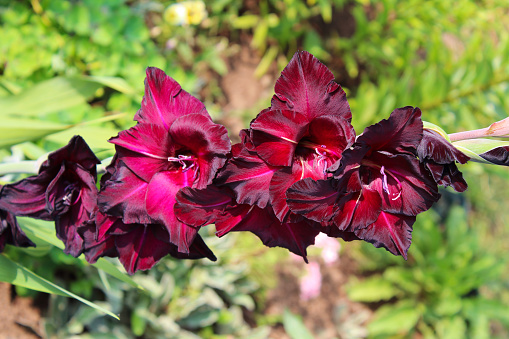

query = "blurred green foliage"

[1,0,509,338]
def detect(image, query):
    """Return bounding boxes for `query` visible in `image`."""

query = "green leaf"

[347,276,400,302]
[0,254,119,319]
[18,218,143,290]
[368,300,421,336]
[423,121,451,141]
[86,76,135,94]
[283,309,314,339]
[0,118,70,148]
[0,77,102,117]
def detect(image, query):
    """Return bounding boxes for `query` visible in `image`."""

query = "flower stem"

[449,127,489,142]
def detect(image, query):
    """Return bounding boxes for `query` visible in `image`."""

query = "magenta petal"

[145,171,199,252]
[359,106,423,155]
[169,113,231,189]
[115,223,176,275]
[175,185,236,227]
[215,145,277,208]
[134,67,208,129]
[251,109,309,166]
[287,178,339,224]
[271,51,351,121]
[333,189,382,231]
[110,123,173,182]
[98,162,153,224]
[355,212,416,259]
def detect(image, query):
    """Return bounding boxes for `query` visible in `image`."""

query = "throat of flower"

[168,154,196,172]
[380,165,402,201]
[62,183,81,206]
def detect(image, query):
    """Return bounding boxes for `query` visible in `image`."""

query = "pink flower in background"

[300,261,322,301]
[314,232,341,265]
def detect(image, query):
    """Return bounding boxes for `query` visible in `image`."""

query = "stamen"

[380,165,403,201]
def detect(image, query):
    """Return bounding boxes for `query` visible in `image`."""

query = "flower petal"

[215,145,277,208]
[358,106,423,155]
[479,146,509,166]
[251,109,309,166]
[169,113,231,189]
[0,209,36,252]
[134,67,208,129]
[271,51,351,121]
[98,161,153,224]
[110,123,173,182]
[145,171,199,253]
[418,129,469,164]
[354,212,416,259]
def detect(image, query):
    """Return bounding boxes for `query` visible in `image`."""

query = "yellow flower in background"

[164,1,207,26]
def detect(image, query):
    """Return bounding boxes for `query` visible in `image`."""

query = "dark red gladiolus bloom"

[98,67,231,254]
[0,206,35,252]
[80,211,216,275]
[175,185,319,261]
[288,107,440,258]
[0,136,100,256]
[417,129,469,192]
[216,51,355,221]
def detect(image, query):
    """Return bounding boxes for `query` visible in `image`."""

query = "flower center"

[62,183,81,206]
[167,154,196,172]
[379,165,402,200]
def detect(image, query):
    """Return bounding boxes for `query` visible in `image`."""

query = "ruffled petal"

[355,212,416,259]
[98,161,153,224]
[134,67,208,129]
[271,51,351,121]
[0,209,36,252]
[358,106,423,155]
[215,145,276,209]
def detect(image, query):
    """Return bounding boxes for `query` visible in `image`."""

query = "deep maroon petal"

[306,115,355,161]
[417,129,469,164]
[40,135,100,176]
[215,145,277,209]
[364,152,440,216]
[80,219,118,264]
[169,234,216,262]
[134,67,208,129]
[321,227,360,242]
[98,162,153,224]
[169,113,231,189]
[270,161,325,222]
[216,206,319,261]
[115,223,177,275]
[145,171,199,253]
[251,109,309,167]
[426,162,468,193]
[271,51,351,121]
[0,209,36,252]
[110,123,173,182]
[0,173,53,220]
[479,146,509,166]
[287,178,339,224]
[175,185,236,227]
[354,212,416,259]
[333,188,382,231]
[358,106,423,155]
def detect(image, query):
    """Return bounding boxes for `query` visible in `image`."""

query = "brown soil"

[0,283,43,339]
[265,249,372,339]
